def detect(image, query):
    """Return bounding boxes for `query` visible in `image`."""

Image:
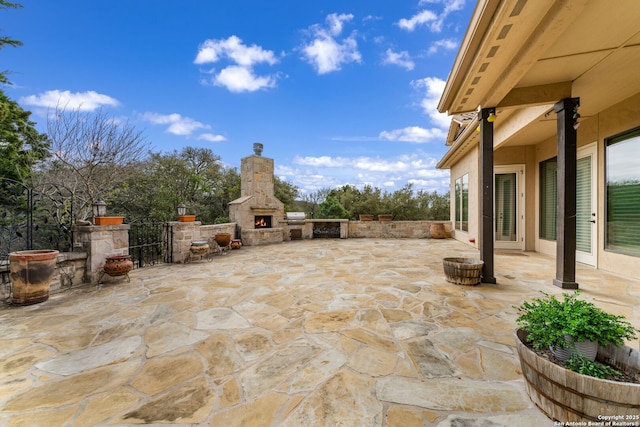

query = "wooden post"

[553,97,580,289]
[479,108,496,284]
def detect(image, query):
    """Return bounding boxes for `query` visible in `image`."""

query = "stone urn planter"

[214,233,232,247]
[514,329,640,422]
[9,249,59,305]
[442,257,484,286]
[101,255,134,283]
[359,214,374,221]
[94,216,125,226]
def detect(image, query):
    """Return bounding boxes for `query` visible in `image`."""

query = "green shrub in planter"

[514,291,637,351]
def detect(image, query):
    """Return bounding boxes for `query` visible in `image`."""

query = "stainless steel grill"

[285,212,306,225]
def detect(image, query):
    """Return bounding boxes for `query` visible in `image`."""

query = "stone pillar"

[553,97,580,289]
[168,221,203,263]
[479,108,496,284]
[72,224,130,284]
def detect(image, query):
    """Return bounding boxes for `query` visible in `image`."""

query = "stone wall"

[170,222,237,263]
[73,224,130,283]
[348,220,451,239]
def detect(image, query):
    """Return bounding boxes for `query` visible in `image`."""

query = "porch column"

[553,97,580,289]
[479,108,496,283]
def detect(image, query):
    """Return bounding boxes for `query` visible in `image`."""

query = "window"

[539,158,557,240]
[455,174,468,231]
[606,128,640,256]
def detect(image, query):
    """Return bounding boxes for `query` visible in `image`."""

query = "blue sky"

[3,0,473,196]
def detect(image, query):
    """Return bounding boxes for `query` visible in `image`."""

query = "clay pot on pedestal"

[190,240,210,255]
[359,214,374,221]
[179,215,196,222]
[378,214,393,222]
[214,233,232,247]
[9,249,59,305]
[103,255,133,278]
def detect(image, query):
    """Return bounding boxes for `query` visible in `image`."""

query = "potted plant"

[513,291,640,422]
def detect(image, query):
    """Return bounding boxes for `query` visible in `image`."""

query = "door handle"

[589,220,596,223]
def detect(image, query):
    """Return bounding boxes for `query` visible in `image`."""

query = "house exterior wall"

[530,93,640,276]
[449,147,479,248]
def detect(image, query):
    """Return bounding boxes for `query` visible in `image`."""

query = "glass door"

[576,143,597,266]
[495,166,525,250]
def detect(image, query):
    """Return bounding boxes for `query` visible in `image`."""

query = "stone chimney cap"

[253,142,263,156]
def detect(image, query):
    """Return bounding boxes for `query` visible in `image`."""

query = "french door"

[495,165,525,250]
[576,143,597,266]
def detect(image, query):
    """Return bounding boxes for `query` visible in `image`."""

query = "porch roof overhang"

[437,0,640,158]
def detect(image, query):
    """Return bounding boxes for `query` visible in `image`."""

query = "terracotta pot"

[215,233,232,247]
[103,255,133,277]
[515,328,640,422]
[230,239,243,249]
[430,222,446,239]
[9,249,59,305]
[359,214,374,221]
[378,214,393,222]
[179,215,196,222]
[94,216,125,226]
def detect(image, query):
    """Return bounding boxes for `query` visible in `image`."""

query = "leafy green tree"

[0,90,49,182]
[315,195,349,219]
[274,177,300,213]
[1,1,23,84]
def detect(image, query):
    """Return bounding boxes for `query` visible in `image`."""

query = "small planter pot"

[230,239,242,249]
[378,214,393,222]
[179,215,196,222]
[103,255,133,277]
[9,249,59,305]
[214,233,232,247]
[550,334,598,362]
[359,214,374,221]
[190,240,210,255]
[514,329,640,422]
[443,257,484,286]
[94,216,125,226]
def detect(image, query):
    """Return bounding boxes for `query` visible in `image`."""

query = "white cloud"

[397,10,438,32]
[194,35,278,67]
[198,133,226,142]
[398,0,466,32]
[19,90,119,112]
[141,112,210,136]
[301,14,362,74]
[379,126,445,143]
[213,65,277,93]
[428,38,458,54]
[194,35,279,92]
[411,76,450,129]
[382,49,415,71]
[326,13,354,36]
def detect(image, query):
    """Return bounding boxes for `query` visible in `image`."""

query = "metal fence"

[128,221,173,268]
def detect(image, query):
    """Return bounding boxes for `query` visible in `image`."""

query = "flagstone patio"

[1,238,638,426]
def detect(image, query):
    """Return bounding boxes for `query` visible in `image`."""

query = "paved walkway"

[1,238,639,426]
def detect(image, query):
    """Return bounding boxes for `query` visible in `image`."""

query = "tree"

[315,195,349,219]
[274,177,300,213]
[0,90,49,182]
[0,1,23,84]
[43,107,149,219]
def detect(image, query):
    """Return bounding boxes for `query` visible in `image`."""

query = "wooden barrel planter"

[514,329,640,422]
[442,257,484,285]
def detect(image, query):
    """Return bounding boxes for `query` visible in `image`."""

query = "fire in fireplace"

[255,215,272,229]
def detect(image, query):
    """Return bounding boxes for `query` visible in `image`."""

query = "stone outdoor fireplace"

[229,144,285,246]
